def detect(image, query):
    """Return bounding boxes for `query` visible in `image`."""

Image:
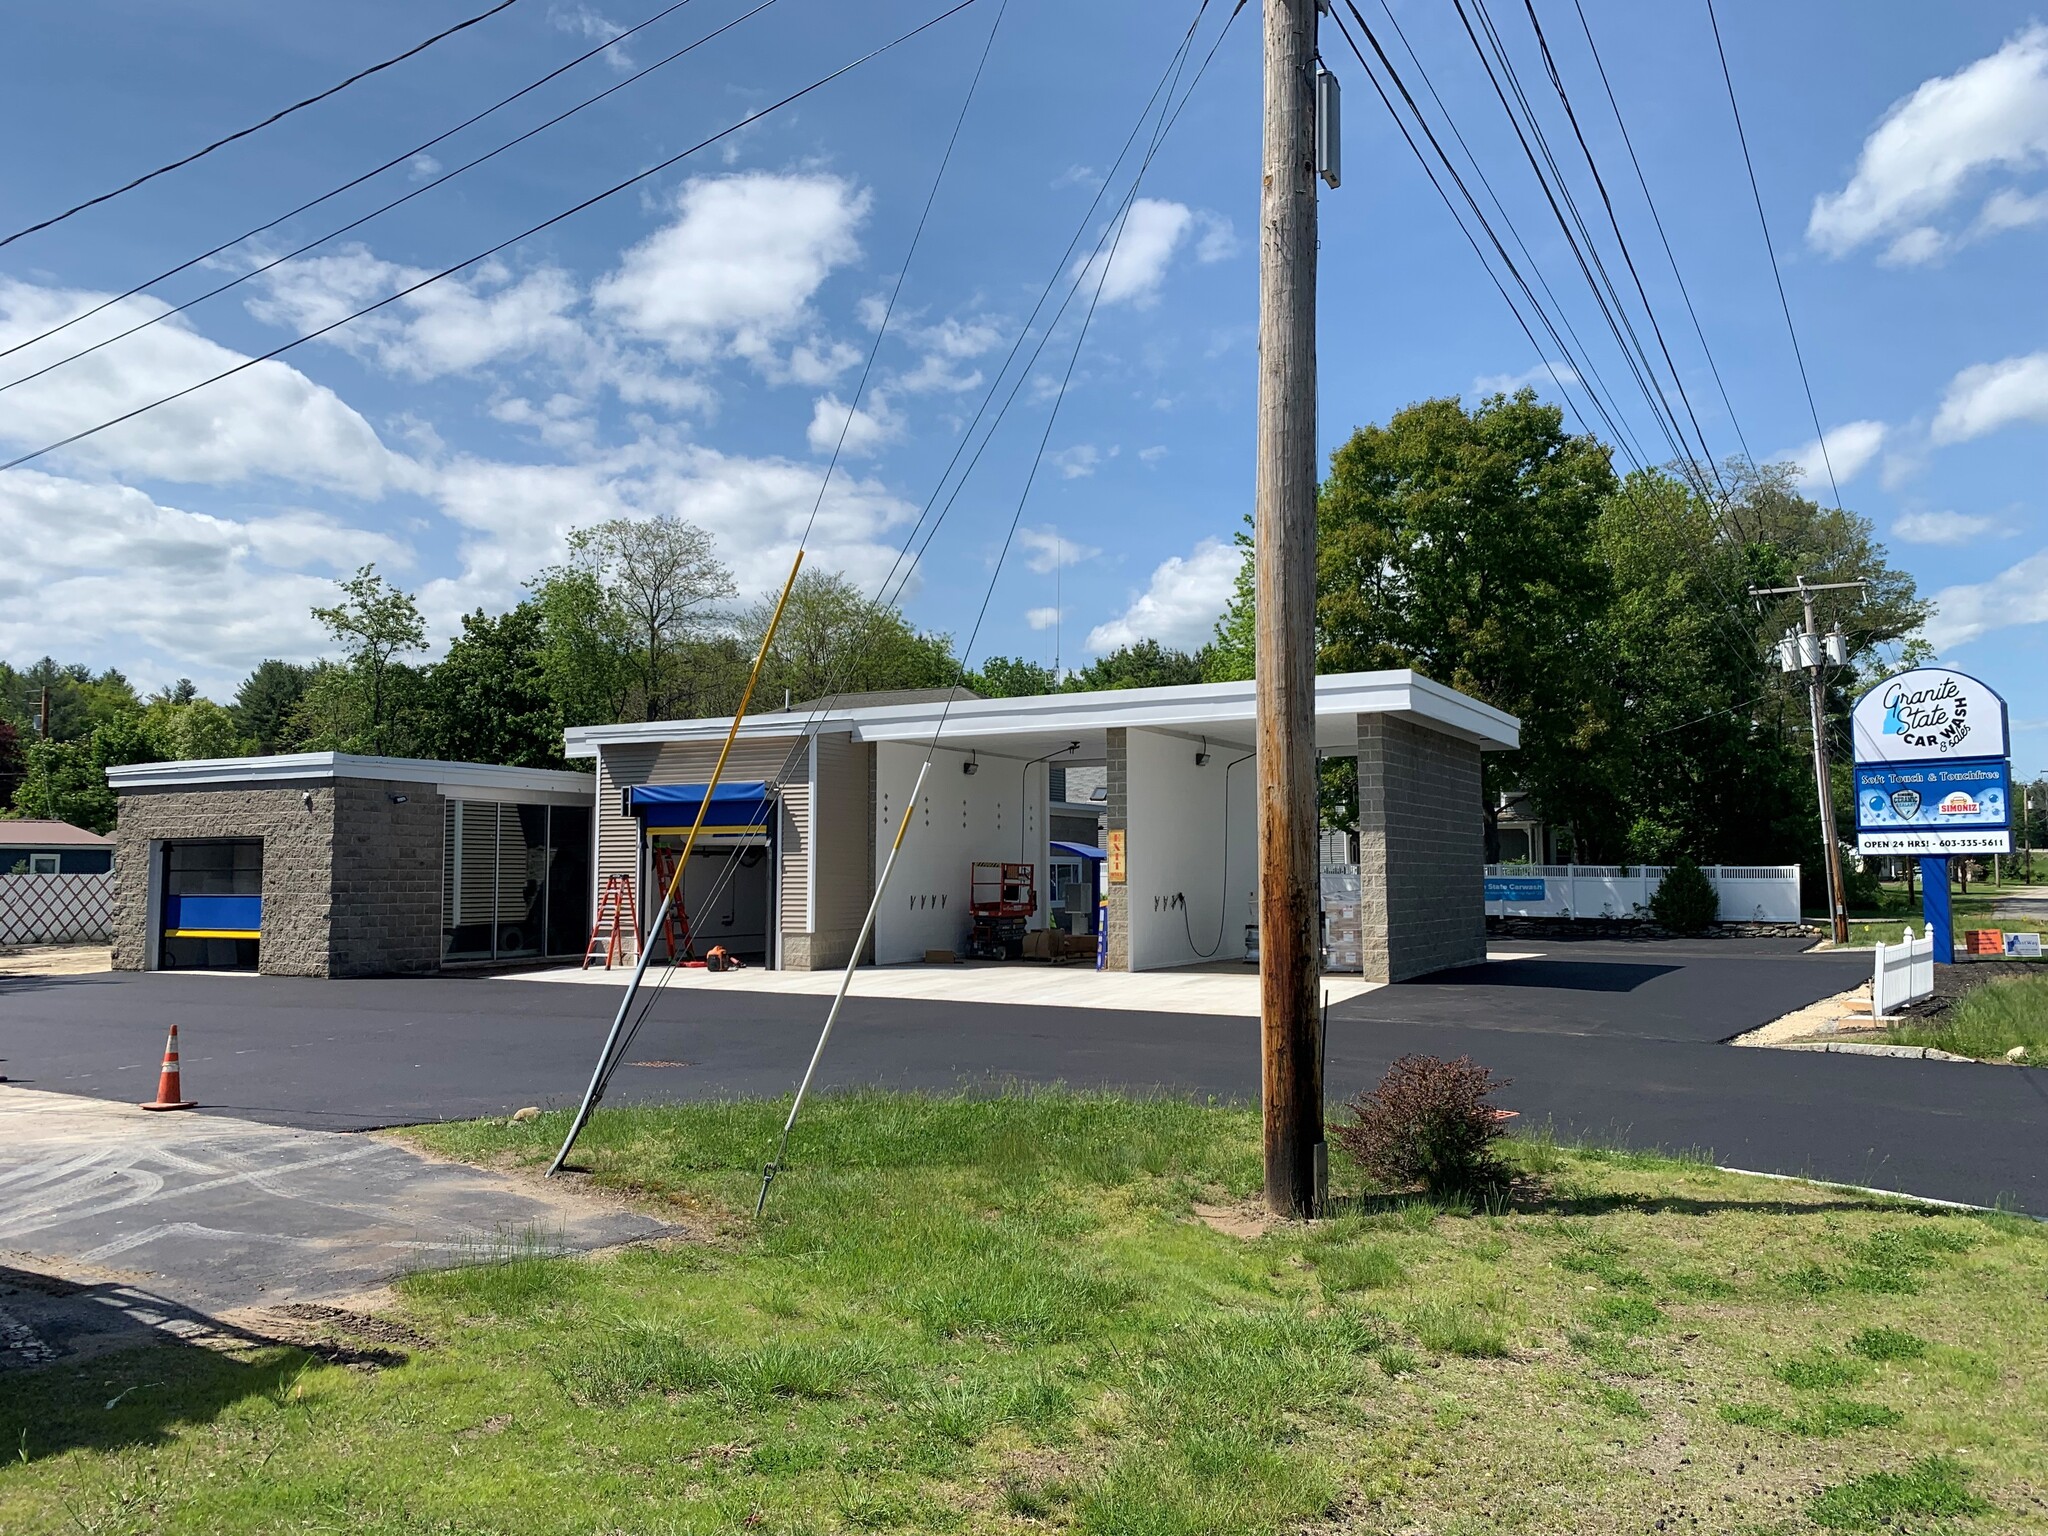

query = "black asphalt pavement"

[4,940,2043,1213]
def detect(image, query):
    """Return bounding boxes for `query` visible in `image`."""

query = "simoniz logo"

[1937,791,1981,816]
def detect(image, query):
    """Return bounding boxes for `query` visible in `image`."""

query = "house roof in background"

[0,819,113,847]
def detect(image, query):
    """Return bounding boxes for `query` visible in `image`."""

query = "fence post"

[1872,933,1888,1018]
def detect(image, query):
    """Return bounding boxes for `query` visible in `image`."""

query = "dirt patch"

[0,944,111,977]
[1191,1200,1279,1240]
[1732,983,1877,1046]
[263,1302,434,1350]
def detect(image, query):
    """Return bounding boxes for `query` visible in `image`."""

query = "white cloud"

[1809,25,2048,258]
[0,469,399,687]
[806,391,899,457]
[1073,198,1194,308]
[1025,606,1061,631]
[550,4,633,68]
[595,172,869,367]
[1138,445,1168,465]
[1975,185,2048,233]
[1193,211,1239,263]
[1085,537,1240,653]
[1923,548,2048,649]
[0,277,417,494]
[1892,509,2002,545]
[896,314,1002,394]
[408,154,441,181]
[1050,164,1101,191]
[1932,350,2048,442]
[1472,362,1580,398]
[1880,226,1948,266]
[1778,419,1887,486]
[1047,444,1103,479]
[1015,525,1102,575]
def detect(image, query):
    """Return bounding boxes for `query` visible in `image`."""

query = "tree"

[1064,639,1207,692]
[10,711,174,833]
[742,570,961,708]
[542,515,736,721]
[0,719,21,811]
[527,565,634,728]
[968,657,1060,698]
[312,566,428,752]
[234,660,312,753]
[0,658,142,742]
[424,604,568,768]
[1235,391,1619,857]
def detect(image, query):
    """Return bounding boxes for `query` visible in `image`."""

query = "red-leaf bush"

[1332,1054,1512,1201]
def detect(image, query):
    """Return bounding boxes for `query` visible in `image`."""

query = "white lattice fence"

[0,873,113,944]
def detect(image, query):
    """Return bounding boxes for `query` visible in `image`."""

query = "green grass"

[4,1089,2045,1534]
[1882,975,2048,1063]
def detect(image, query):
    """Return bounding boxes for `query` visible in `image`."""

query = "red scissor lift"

[968,861,1036,960]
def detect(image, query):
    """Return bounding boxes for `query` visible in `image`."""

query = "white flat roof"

[106,752,596,799]
[564,670,1519,761]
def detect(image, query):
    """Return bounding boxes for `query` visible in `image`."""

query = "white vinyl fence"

[0,872,113,945]
[1483,864,1801,923]
[1872,925,1935,1018]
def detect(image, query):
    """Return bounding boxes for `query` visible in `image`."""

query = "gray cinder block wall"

[1103,728,1130,971]
[112,778,447,977]
[1355,715,1487,981]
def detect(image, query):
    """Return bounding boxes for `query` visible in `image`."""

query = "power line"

[1334,1,1645,468]
[0,0,983,478]
[0,0,706,368]
[1515,0,1728,502]
[1704,0,1841,509]
[1567,0,1755,470]
[0,0,525,249]
[0,0,780,399]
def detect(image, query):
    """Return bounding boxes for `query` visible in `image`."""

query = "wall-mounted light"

[1194,736,1211,768]
[387,793,410,805]
[962,752,979,776]
[301,790,314,809]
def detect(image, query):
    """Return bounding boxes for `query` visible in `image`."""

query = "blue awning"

[1050,840,1106,860]
[627,781,774,834]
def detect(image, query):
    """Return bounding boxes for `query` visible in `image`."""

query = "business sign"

[1853,669,2012,856]
[1851,668,2009,764]
[1105,829,1126,885]
[1485,877,1546,902]
[2006,931,2044,959]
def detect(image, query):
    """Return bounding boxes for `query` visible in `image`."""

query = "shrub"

[1651,856,1718,934]
[1332,1054,1512,1201]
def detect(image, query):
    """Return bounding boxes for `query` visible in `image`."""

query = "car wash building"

[105,754,596,976]
[568,670,1519,982]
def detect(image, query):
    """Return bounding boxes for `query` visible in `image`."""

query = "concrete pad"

[498,957,1390,1016]
[0,1087,667,1316]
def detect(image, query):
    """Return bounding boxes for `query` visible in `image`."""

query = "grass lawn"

[1882,975,2048,1064]
[1843,876,2048,950]
[5,1091,2047,1534]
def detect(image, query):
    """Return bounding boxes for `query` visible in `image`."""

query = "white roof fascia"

[106,753,597,798]
[558,671,1519,757]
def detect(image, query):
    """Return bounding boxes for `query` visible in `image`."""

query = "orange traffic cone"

[139,1023,197,1111]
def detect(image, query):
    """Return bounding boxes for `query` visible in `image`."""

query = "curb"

[1771,1040,1977,1062]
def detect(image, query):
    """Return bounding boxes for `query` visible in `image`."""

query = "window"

[28,853,58,875]
[442,800,591,963]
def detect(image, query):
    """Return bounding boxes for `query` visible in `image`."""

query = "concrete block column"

[1355,715,1488,981]
[1103,728,1130,971]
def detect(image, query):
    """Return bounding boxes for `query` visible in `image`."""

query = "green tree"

[541,515,736,721]
[742,570,961,709]
[233,660,312,753]
[967,657,1059,698]
[311,565,428,753]
[527,565,634,728]
[424,604,568,768]
[10,712,173,833]
[0,659,143,742]
[1064,639,1207,691]
[0,719,22,811]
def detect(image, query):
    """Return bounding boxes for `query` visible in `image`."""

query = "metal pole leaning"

[757,757,931,1216]
[548,550,806,1177]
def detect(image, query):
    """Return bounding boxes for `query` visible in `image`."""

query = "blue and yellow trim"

[164,928,260,940]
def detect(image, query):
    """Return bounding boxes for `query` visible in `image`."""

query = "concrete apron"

[0,1086,664,1368]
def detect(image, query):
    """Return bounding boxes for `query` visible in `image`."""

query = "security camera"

[301,790,313,809]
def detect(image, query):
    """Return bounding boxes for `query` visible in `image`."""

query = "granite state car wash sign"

[1852,668,2012,856]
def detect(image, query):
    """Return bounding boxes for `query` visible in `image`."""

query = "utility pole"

[1255,0,1323,1218]
[38,686,50,741]
[1754,577,1863,945]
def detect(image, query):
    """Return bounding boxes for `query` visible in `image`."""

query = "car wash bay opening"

[570,671,1519,984]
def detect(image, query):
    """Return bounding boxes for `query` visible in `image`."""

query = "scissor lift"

[968,861,1036,960]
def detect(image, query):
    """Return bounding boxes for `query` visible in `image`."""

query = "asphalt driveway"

[3,940,2043,1213]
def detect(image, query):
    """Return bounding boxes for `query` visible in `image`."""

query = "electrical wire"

[1567,0,1755,470]
[1179,750,1254,958]
[0,0,780,401]
[0,0,706,368]
[0,0,982,478]
[0,0,524,249]
[1704,0,1840,510]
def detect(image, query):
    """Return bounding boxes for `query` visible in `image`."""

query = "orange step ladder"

[647,846,693,963]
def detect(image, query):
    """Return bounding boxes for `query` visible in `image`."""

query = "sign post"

[1852,668,2012,966]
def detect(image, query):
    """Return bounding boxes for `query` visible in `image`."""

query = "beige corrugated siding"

[595,736,809,932]
[811,731,872,935]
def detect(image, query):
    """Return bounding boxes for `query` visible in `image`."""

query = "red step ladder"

[582,876,635,970]
[647,846,693,963]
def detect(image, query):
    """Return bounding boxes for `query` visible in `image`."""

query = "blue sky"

[2,1,2045,772]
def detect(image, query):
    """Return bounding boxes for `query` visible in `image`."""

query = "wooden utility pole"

[1753,577,1863,945]
[1255,0,1323,1218]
